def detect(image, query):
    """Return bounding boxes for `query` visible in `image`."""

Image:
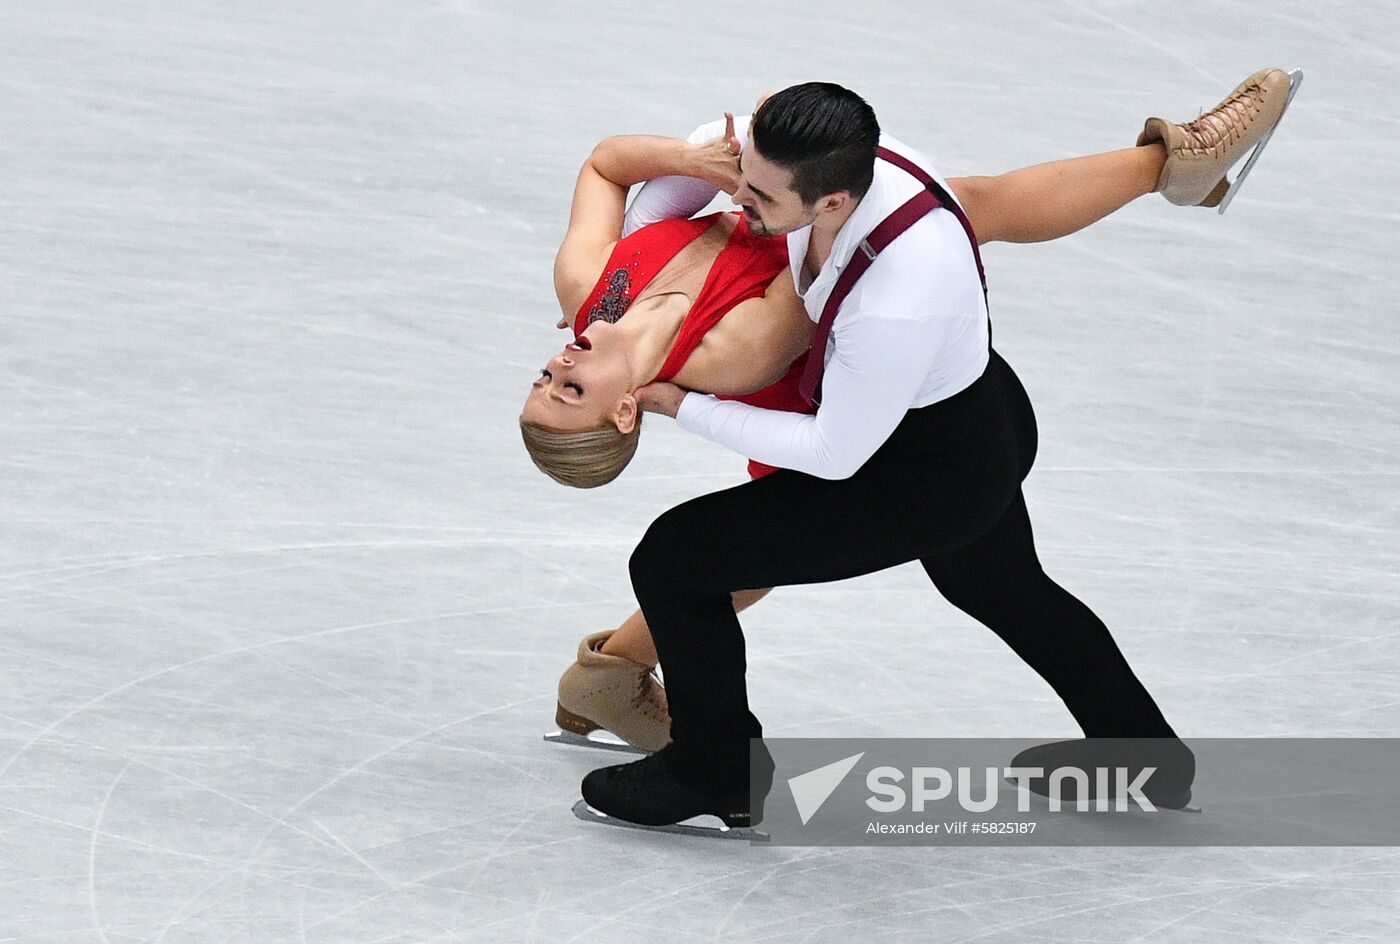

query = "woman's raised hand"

[693,112,743,195]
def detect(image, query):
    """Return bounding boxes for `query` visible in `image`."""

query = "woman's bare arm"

[669,273,811,397]
[553,133,743,315]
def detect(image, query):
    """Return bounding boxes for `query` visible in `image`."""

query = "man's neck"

[804,196,862,274]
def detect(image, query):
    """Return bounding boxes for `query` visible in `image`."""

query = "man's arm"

[621,114,752,235]
[643,214,987,479]
[673,312,935,479]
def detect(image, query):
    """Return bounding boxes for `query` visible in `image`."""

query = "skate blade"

[1217,68,1304,214]
[571,799,770,842]
[543,729,648,754]
[1004,778,1202,814]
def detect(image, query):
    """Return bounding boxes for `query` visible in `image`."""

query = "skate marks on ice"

[4,0,1399,939]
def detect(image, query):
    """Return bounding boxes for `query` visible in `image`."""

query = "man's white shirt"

[625,115,989,480]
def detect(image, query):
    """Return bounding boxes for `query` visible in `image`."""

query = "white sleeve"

[621,115,752,236]
[675,217,985,479]
[676,312,935,479]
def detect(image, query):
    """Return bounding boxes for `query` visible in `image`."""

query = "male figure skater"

[579,73,1296,831]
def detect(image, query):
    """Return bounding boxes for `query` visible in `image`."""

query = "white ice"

[2,1,1398,942]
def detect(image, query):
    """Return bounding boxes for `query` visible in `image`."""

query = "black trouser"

[630,351,1176,792]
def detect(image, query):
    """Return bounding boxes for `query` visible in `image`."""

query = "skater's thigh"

[636,461,1004,593]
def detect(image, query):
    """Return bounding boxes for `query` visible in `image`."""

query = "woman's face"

[520,323,636,433]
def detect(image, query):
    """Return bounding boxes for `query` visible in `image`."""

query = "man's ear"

[612,394,638,434]
[816,191,852,217]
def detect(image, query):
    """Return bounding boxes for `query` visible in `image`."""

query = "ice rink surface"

[3,0,1398,940]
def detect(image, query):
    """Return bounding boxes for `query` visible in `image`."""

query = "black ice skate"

[574,743,773,841]
[1006,737,1201,813]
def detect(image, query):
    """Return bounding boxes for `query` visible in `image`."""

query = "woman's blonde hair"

[519,415,644,488]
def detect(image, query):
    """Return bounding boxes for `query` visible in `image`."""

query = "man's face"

[732,148,818,238]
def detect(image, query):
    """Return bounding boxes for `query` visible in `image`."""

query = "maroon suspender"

[796,146,987,407]
[794,188,938,405]
[875,147,987,293]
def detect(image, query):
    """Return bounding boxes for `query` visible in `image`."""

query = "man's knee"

[629,505,697,597]
[630,498,745,602]
[925,554,1044,622]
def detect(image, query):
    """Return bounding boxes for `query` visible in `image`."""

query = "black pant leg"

[921,489,1178,738]
[630,380,1023,790]
[630,351,1177,791]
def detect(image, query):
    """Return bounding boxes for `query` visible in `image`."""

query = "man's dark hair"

[750,82,880,206]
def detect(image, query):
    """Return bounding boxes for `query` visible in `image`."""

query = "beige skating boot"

[550,630,671,753]
[1138,67,1297,208]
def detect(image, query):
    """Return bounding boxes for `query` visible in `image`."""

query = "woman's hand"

[691,112,743,195]
[635,381,687,418]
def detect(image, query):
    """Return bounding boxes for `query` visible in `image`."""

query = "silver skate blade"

[1217,68,1304,214]
[1004,778,1201,814]
[571,799,770,842]
[543,729,648,754]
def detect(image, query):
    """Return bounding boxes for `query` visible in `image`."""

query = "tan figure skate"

[543,630,670,754]
[1139,67,1303,213]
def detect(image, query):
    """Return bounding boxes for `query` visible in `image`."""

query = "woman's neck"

[613,293,690,387]
[608,213,730,386]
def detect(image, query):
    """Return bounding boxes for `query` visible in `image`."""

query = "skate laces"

[1182,82,1265,152]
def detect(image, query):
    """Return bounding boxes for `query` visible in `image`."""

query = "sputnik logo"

[787,752,865,825]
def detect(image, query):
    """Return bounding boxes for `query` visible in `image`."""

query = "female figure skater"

[521,70,1293,752]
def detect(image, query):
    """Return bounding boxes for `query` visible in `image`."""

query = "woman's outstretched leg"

[953,67,1297,245]
[950,144,1165,245]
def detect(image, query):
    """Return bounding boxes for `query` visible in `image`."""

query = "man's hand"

[692,112,743,195]
[635,381,687,418]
